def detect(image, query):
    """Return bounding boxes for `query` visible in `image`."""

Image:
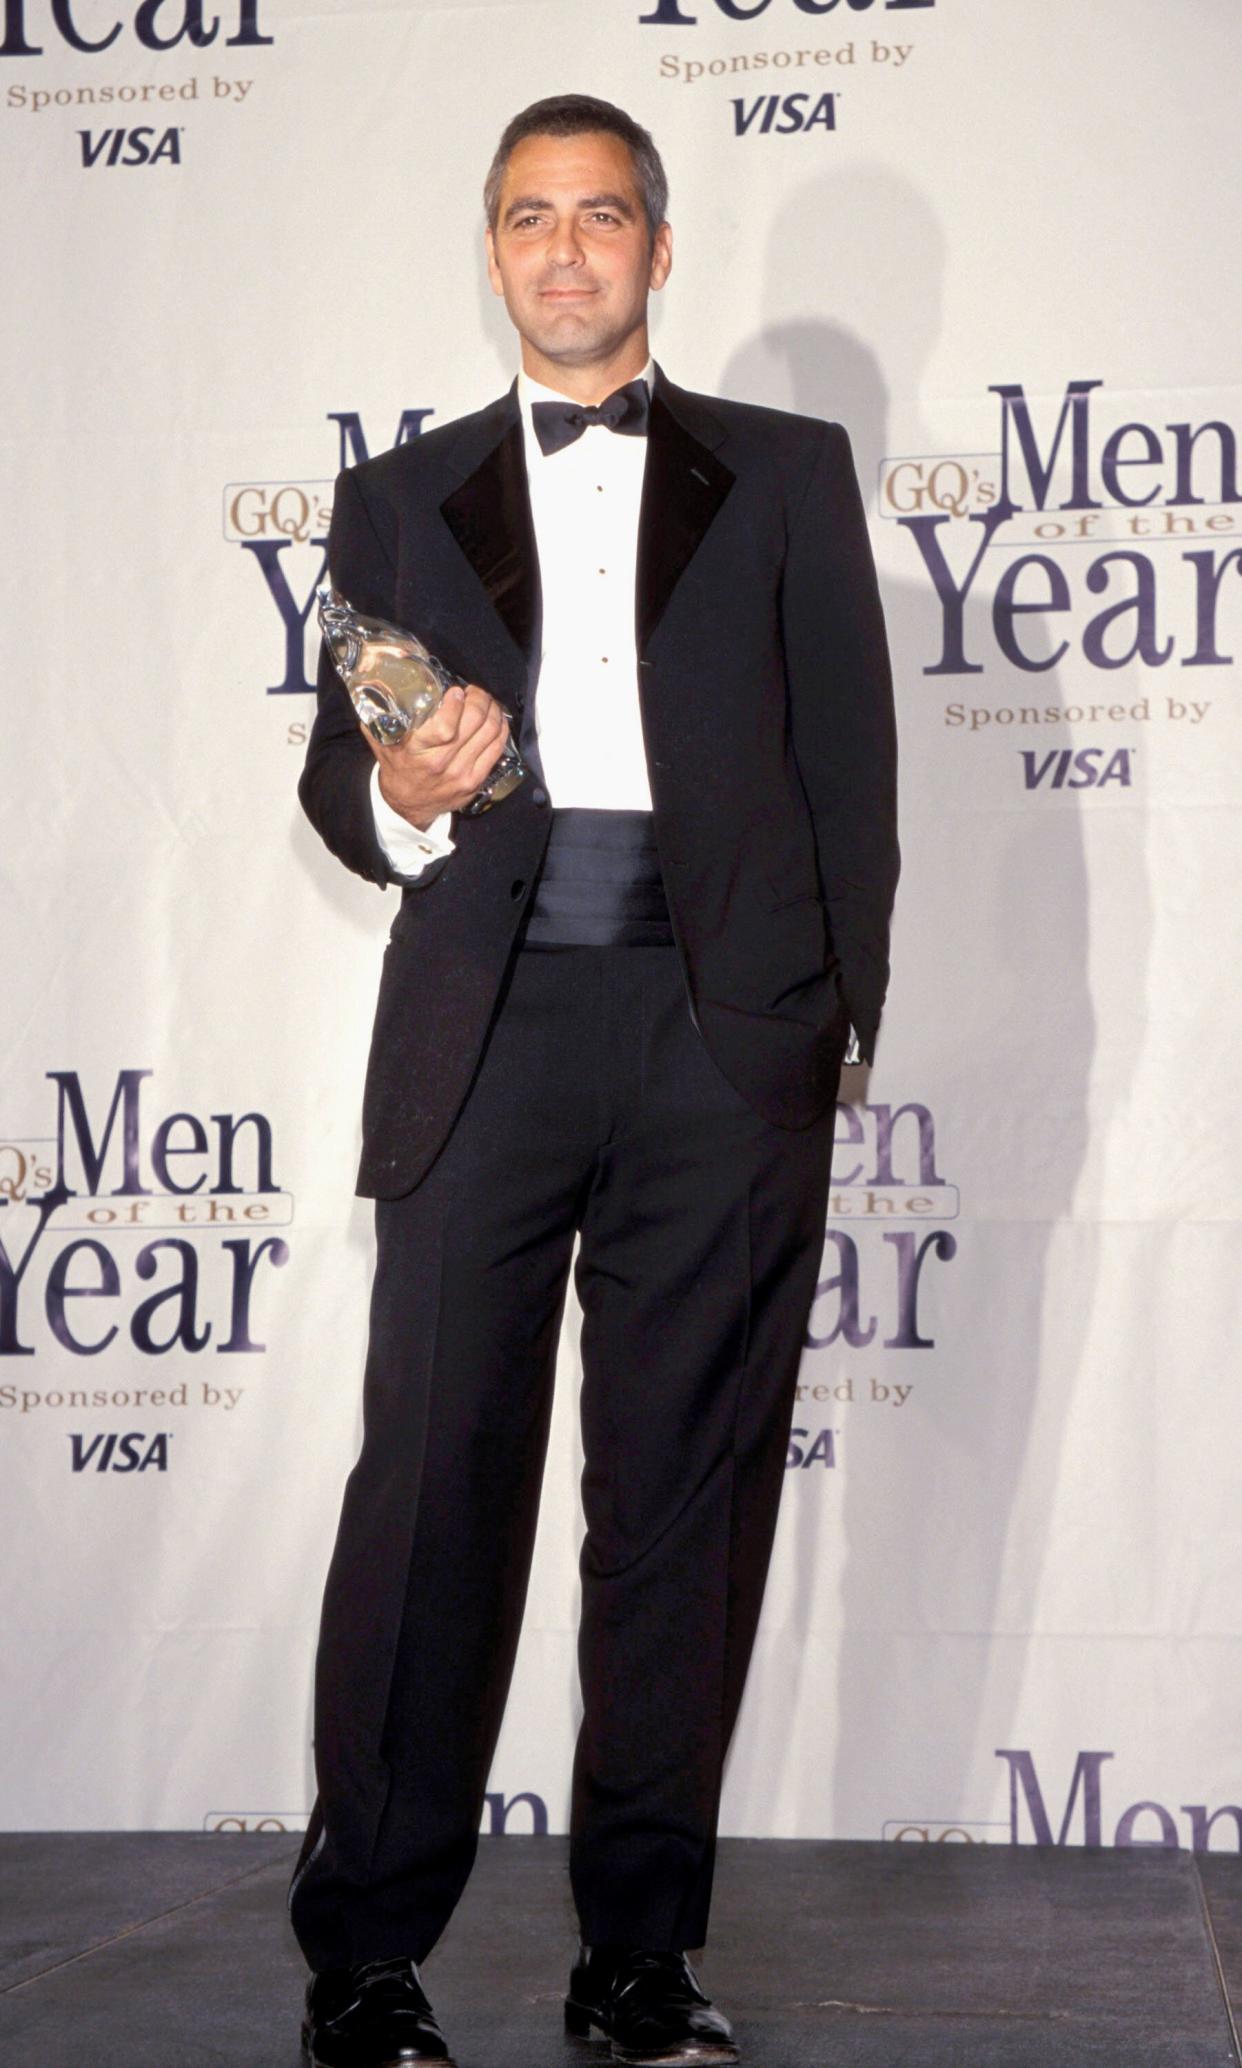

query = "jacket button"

[510,878,526,900]
[531,786,548,807]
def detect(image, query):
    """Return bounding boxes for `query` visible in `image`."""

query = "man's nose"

[546,219,585,266]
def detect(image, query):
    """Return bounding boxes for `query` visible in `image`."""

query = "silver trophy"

[317,586,526,815]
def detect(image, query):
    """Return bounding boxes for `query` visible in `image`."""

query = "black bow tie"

[530,379,650,457]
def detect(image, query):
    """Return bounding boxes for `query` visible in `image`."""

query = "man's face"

[485,130,672,381]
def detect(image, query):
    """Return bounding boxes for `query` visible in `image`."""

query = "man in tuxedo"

[291,93,897,2068]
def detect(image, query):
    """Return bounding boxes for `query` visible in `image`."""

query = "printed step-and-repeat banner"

[4,0,1241,1859]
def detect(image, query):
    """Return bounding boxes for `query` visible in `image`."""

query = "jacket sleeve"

[297,466,450,892]
[781,421,899,1062]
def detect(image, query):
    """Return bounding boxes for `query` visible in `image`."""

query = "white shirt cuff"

[369,763,455,878]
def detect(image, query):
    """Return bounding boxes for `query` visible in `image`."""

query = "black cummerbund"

[524,807,674,948]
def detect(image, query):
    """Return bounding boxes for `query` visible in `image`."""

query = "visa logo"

[731,92,837,136]
[79,126,182,168]
[1020,747,1135,791]
[70,1431,171,1472]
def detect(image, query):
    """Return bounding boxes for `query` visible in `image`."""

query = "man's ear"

[649,221,673,294]
[484,227,504,298]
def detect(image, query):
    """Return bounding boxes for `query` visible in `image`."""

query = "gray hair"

[484,94,669,240]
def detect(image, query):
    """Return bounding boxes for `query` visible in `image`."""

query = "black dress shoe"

[302,1957,455,2067]
[565,1944,739,2064]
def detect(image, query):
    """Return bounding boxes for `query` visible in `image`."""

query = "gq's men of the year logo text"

[226,408,435,707]
[0,0,271,56]
[0,1070,291,1398]
[998,1748,1242,1854]
[885,380,1241,765]
[791,1098,956,1467]
[811,1096,957,1350]
[203,1792,550,1837]
[639,0,932,20]
[888,1749,1242,1854]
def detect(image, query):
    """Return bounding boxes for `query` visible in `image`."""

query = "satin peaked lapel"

[637,379,735,653]
[439,412,540,665]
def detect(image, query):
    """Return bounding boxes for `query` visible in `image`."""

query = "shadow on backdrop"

[719,164,1136,1844]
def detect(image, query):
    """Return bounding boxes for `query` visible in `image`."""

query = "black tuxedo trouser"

[289,938,836,1970]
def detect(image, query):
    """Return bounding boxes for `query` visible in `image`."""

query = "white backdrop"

[3,0,1241,1859]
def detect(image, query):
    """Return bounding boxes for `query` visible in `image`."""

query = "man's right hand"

[364,683,513,829]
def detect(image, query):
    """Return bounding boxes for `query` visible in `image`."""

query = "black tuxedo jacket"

[300,364,899,1199]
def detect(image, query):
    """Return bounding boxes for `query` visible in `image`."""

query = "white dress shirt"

[370,359,655,880]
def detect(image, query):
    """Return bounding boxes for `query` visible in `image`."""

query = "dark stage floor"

[1,1833,1239,2067]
